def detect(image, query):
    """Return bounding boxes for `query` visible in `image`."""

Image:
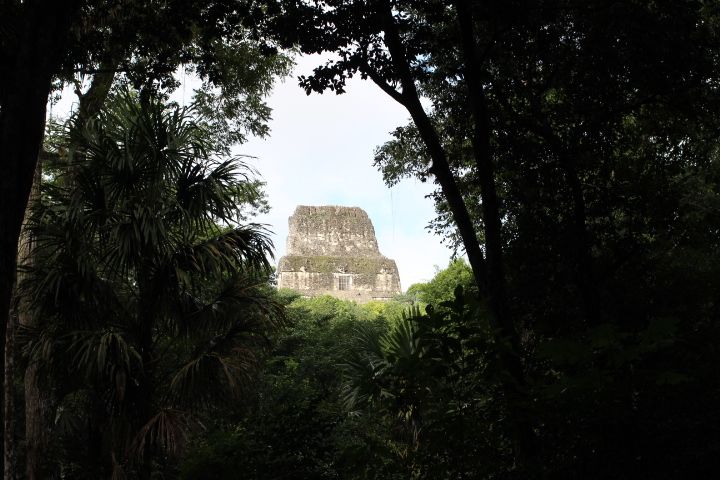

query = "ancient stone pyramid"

[277,206,401,302]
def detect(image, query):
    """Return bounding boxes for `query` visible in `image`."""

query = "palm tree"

[20,90,283,478]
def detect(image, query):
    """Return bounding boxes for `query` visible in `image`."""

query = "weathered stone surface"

[287,206,380,257]
[277,206,401,302]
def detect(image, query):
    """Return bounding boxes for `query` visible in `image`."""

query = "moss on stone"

[280,255,397,276]
[277,206,401,302]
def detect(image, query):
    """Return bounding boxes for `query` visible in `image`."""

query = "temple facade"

[277,206,401,302]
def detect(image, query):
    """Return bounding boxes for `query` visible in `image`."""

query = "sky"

[53,55,455,290]
[238,56,454,289]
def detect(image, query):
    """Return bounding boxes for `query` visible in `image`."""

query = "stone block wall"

[277,206,401,302]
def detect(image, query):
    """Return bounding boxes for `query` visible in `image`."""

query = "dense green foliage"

[3,0,720,478]
[260,1,720,477]
[184,257,720,479]
[406,259,475,306]
[21,91,283,477]
[1,2,292,476]
[181,294,410,479]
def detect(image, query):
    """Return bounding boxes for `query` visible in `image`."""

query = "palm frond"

[381,318,421,363]
[128,408,197,461]
[174,272,285,336]
[67,330,142,381]
[173,157,253,226]
[173,225,274,281]
[168,351,257,407]
[23,87,281,471]
[341,323,390,411]
[111,453,127,480]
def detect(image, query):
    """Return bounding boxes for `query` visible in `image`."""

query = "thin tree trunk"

[452,0,536,465]
[74,62,117,132]
[374,1,488,293]
[371,5,536,462]
[134,267,157,480]
[543,132,597,324]
[3,310,15,480]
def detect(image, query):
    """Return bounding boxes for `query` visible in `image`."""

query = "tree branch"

[377,0,488,290]
[359,58,406,106]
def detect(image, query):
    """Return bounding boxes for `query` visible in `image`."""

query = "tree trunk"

[372,4,536,462]
[452,0,536,465]
[375,1,489,294]
[2,160,39,480]
[3,310,15,480]
[0,2,81,472]
[532,125,597,324]
[22,366,47,480]
[134,267,157,479]
[18,161,47,480]
[74,62,118,132]
[548,136,597,324]
[21,65,117,480]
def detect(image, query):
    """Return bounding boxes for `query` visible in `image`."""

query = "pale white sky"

[237,55,453,289]
[52,55,454,289]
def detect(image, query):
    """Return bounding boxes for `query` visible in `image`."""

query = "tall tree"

[265,0,720,472]
[1,1,290,474]
[22,90,284,477]
[0,2,83,472]
[263,0,535,461]
[18,71,116,480]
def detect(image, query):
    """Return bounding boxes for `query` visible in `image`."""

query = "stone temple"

[277,206,401,302]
